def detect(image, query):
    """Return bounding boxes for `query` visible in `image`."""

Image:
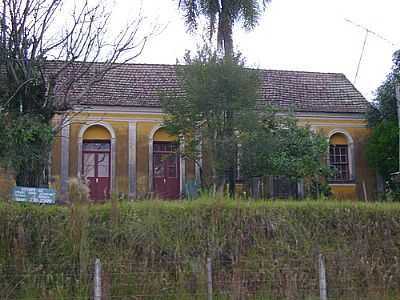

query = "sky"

[109,0,400,101]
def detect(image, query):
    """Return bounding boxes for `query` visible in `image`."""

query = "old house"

[1,63,377,200]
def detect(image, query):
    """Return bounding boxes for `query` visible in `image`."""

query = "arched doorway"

[151,128,180,199]
[81,125,112,201]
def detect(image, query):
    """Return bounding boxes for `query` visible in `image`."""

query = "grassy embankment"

[1,197,400,299]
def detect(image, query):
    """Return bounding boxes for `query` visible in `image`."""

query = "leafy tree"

[161,48,260,194]
[177,0,271,194]
[0,115,53,186]
[161,49,330,198]
[367,121,398,180]
[367,51,400,127]
[0,0,154,187]
[366,50,400,193]
[240,110,329,181]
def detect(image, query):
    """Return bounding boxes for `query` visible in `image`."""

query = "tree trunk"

[219,2,236,197]
[212,129,225,196]
[222,23,234,58]
[225,114,236,198]
[220,0,234,58]
[395,83,400,172]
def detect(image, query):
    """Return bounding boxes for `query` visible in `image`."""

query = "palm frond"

[178,0,200,32]
[178,0,271,52]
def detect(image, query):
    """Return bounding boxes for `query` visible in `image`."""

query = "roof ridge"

[261,68,345,76]
[45,60,348,76]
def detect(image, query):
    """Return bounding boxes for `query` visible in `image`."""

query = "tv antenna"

[344,18,398,84]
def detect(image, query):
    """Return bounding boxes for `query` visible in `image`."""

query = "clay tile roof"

[47,62,370,114]
[258,69,369,113]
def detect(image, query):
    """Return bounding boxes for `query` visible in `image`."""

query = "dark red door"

[82,141,111,201]
[153,142,180,199]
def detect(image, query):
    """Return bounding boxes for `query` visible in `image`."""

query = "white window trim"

[327,129,355,182]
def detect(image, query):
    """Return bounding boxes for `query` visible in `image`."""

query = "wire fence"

[1,250,400,300]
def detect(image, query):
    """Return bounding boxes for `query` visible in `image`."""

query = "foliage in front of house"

[177,0,271,195]
[0,2,66,187]
[161,48,260,192]
[0,115,53,186]
[161,48,329,196]
[0,61,54,186]
[240,108,329,180]
[1,199,400,299]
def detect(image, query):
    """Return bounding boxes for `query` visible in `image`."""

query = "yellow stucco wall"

[330,133,348,145]
[154,128,176,142]
[83,125,111,140]
[51,131,62,193]
[115,122,129,194]
[330,184,358,200]
[0,111,376,201]
[308,120,376,200]
[46,112,376,201]
[49,113,197,198]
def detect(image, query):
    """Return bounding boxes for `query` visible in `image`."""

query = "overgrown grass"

[1,197,400,299]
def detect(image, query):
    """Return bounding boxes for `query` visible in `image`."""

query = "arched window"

[328,131,354,182]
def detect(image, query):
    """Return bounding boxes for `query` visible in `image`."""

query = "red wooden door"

[82,142,111,201]
[153,142,180,199]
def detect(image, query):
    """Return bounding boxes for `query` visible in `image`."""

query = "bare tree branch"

[0,0,163,186]
[1,0,162,114]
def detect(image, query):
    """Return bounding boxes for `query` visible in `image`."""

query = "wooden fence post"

[362,181,368,202]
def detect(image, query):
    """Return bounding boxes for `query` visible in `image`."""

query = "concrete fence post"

[94,258,102,300]
[207,257,213,300]
[319,253,327,300]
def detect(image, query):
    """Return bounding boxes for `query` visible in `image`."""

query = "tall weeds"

[69,178,90,285]
[0,199,400,299]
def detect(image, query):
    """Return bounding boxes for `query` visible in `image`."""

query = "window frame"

[327,130,355,183]
[328,144,350,182]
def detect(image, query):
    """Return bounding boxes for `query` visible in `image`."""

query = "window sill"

[328,181,356,186]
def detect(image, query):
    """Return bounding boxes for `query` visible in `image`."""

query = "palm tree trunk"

[219,0,234,59]
[222,25,233,58]
[219,0,236,198]
[220,0,236,198]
